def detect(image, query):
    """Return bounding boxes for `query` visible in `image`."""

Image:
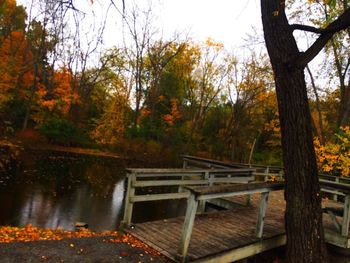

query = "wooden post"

[178,192,198,262]
[198,172,209,213]
[341,194,350,236]
[278,169,284,179]
[180,159,188,191]
[256,191,269,238]
[245,170,254,206]
[264,166,270,182]
[122,172,136,226]
[183,159,188,169]
[333,177,339,201]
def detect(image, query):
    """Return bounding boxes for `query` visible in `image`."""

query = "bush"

[39,119,88,146]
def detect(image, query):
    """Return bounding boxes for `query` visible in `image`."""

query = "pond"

[0,149,185,232]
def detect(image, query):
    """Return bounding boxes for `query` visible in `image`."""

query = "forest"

[0,0,349,174]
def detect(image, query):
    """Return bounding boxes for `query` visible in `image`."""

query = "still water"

[0,149,185,231]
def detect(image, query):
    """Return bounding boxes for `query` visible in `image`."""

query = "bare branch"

[295,7,350,68]
[290,24,324,34]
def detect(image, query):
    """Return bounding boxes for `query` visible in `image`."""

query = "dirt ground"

[0,236,169,263]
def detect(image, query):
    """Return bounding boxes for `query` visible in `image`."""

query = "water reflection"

[0,150,126,231]
[0,149,185,231]
[12,180,125,231]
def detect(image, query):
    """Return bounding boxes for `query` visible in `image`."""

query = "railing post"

[341,195,350,236]
[245,170,253,206]
[278,169,284,179]
[180,159,188,192]
[256,191,269,238]
[183,159,188,169]
[198,172,209,213]
[264,166,270,182]
[122,172,136,226]
[333,177,339,201]
[178,192,198,262]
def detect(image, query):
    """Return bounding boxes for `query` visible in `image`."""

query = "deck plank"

[126,190,350,262]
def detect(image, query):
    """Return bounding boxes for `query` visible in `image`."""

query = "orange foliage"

[39,67,79,116]
[162,98,181,126]
[170,98,181,120]
[0,224,118,243]
[163,114,174,125]
[0,224,162,257]
[0,31,34,106]
[140,108,151,118]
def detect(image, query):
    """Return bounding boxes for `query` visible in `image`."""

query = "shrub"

[39,119,88,146]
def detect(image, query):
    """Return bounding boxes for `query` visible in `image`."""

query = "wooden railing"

[320,179,350,239]
[182,155,350,198]
[121,168,255,226]
[177,182,284,262]
[182,155,284,182]
[176,180,350,261]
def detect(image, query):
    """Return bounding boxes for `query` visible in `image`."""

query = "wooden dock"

[122,156,350,262]
[126,189,347,262]
[126,190,286,262]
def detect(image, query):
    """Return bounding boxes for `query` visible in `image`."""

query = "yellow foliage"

[91,93,129,145]
[314,127,350,177]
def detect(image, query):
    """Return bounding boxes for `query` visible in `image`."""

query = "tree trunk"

[261,1,327,262]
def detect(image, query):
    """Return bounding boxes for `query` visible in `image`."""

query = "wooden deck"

[126,190,347,262]
[122,161,350,262]
[127,191,285,262]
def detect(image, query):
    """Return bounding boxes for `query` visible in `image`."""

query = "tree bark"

[261,1,327,262]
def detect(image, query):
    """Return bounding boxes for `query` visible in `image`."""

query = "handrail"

[121,168,256,226]
[182,155,350,199]
[320,179,350,195]
[177,182,284,262]
[187,182,284,199]
[182,154,284,171]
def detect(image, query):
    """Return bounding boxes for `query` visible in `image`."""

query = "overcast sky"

[100,0,263,50]
[155,0,262,48]
[17,0,264,52]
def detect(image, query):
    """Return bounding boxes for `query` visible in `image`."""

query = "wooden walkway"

[127,191,286,262]
[126,190,346,262]
[122,159,350,263]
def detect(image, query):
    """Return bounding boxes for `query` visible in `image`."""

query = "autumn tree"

[185,39,234,151]
[90,50,131,145]
[0,0,26,38]
[143,41,186,127]
[122,4,156,127]
[261,0,350,262]
[289,0,350,132]
[222,53,276,162]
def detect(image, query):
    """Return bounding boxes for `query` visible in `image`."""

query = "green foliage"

[39,119,88,146]
[0,0,27,37]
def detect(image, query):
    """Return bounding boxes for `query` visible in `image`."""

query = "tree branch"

[290,24,324,34]
[294,7,350,68]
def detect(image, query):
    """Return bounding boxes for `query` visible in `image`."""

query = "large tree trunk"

[261,1,327,262]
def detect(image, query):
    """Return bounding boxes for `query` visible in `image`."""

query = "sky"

[17,0,264,57]
[100,0,263,51]
[154,0,262,48]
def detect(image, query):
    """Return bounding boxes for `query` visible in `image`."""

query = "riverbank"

[0,138,121,160]
[0,236,169,263]
[0,225,168,263]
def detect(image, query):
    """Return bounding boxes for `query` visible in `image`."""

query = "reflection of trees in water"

[0,150,127,231]
[14,177,126,231]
